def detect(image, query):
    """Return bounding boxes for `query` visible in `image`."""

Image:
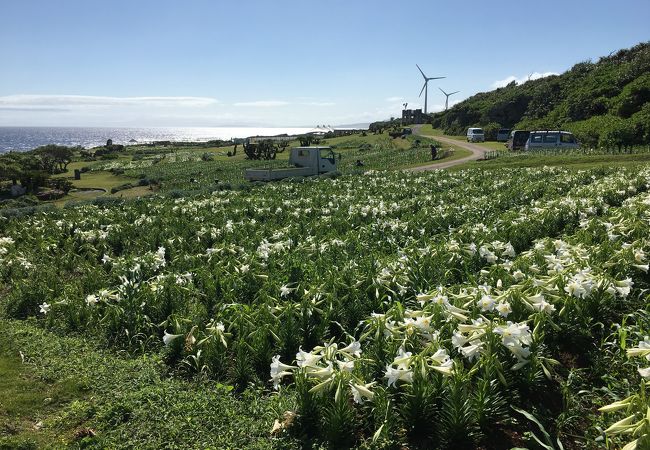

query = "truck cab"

[244,146,338,181]
[290,147,337,173]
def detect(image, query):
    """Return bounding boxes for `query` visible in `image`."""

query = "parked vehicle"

[244,147,338,181]
[496,128,511,142]
[388,128,412,138]
[506,130,530,150]
[524,131,580,151]
[467,128,485,143]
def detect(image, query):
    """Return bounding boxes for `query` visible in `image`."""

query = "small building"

[402,109,426,125]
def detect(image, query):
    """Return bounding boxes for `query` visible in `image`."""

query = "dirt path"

[407,126,487,171]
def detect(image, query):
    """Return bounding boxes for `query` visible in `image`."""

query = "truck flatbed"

[244,166,314,181]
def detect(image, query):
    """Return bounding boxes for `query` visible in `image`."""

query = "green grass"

[473,141,508,151]
[414,124,444,136]
[0,319,296,449]
[451,152,650,170]
[0,342,88,448]
[401,146,473,168]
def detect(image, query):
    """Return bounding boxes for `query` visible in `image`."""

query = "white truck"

[244,147,339,181]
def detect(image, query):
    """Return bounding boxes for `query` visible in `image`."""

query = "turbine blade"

[438,87,447,95]
[450,91,460,95]
[427,76,446,81]
[419,81,427,97]
[416,64,427,79]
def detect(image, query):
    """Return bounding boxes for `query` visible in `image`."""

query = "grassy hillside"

[428,42,650,147]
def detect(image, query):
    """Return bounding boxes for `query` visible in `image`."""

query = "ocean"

[0,126,366,153]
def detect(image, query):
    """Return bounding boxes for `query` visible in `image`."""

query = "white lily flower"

[163,331,183,346]
[416,293,435,304]
[460,342,483,361]
[86,294,99,306]
[350,382,374,403]
[280,284,295,297]
[431,359,454,375]
[506,342,531,361]
[433,294,448,305]
[392,347,412,370]
[495,322,532,347]
[431,348,450,364]
[307,362,334,380]
[384,364,413,387]
[638,367,650,378]
[496,302,512,317]
[270,355,297,389]
[565,280,586,298]
[336,359,355,372]
[503,242,516,257]
[614,278,633,298]
[340,340,362,358]
[478,294,496,312]
[627,337,650,360]
[296,348,321,367]
[451,332,468,348]
[39,303,51,314]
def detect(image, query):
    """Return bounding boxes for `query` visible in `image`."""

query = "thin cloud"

[0,94,219,109]
[385,96,404,102]
[233,100,290,107]
[491,72,559,89]
[0,106,71,112]
[302,102,335,106]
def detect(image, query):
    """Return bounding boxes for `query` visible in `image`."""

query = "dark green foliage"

[110,183,134,194]
[423,42,650,147]
[46,178,74,193]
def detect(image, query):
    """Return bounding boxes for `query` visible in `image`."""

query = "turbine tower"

[416,64,445,114]
[438,87,459,111]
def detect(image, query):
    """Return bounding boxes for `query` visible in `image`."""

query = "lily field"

[1,158,650,448]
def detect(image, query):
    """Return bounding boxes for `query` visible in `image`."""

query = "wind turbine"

[416,64,445,114]
[438,87,459,111]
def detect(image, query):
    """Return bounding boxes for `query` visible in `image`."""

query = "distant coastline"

[0,125,369,153]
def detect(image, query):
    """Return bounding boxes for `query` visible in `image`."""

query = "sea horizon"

[0,124,370,153]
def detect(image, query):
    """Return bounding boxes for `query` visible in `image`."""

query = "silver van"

[496,128,511,142]
[524,131,579,151]
[507,130,530,150]
[467,128,485,143]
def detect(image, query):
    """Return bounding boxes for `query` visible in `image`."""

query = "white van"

[467,128,485,143]
[524,131,579,151]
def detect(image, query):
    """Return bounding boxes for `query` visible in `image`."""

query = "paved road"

[407,126,487,172]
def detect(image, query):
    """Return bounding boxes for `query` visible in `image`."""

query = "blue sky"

[0,0,648,127]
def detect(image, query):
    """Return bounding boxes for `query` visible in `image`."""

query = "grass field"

[0,319,287,449]
[2,128,650,449]
[454,151,650,170]
[40,130,463,205]
[2,163,649,448]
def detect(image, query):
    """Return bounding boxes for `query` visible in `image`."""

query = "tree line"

[0,145,76,193]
